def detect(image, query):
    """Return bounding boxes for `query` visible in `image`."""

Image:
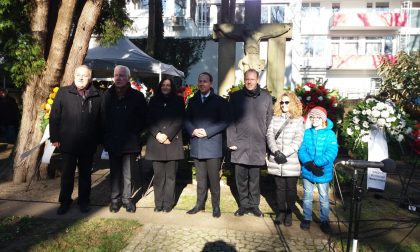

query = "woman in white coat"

[266,91,305,226]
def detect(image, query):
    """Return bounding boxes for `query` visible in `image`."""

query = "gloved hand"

[311,165,324,177]
[304,161,324,177]
[304,161,316,171]
[274,151,287,164]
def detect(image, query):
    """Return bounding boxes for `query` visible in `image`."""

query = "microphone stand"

[347,168,364,252]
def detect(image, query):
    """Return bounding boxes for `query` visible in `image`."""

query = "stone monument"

[213,0,292,97]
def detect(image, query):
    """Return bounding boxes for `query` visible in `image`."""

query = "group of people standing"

[50,64,337,234]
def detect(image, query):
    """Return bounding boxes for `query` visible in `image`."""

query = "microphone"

[339,158,396,173]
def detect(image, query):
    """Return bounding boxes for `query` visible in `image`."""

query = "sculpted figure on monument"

[214,23,291,72]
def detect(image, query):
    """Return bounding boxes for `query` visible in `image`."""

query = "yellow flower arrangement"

[40,87,59,132]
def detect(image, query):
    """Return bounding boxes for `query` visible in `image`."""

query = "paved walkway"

[0,145,338,251]
[124,224,332,252]
[0,199,337,251]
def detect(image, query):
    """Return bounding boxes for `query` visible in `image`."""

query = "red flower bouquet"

[294,80,344,122]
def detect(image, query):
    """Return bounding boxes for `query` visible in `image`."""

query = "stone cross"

[213,0,292,97]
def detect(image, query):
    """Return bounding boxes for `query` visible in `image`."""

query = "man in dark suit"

[101,65,147,213]
[50,65,102,215]
[185,72,229,218]
[227,69,273,217]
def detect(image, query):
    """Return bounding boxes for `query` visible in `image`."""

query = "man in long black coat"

[101,65,147,213]
[185,72,229,218]
[50,65,102,215]
[0,88,19,144]
[227,69,273,217]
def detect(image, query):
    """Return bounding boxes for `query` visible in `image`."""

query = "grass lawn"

[0,216,141,251]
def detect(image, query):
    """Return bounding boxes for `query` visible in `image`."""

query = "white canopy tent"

[84,37,184,79]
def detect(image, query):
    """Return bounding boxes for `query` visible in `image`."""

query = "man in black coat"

[0,88,19,144]
[101,65,147,213]
[185,72,229,218]
[227,69,273,217]
[50,65,102,215]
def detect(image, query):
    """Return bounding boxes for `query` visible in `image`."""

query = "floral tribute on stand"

[341,97,413,159]
[131,80,154,101]
[177,84,198,105]
[294,80,344,123]
[40,87,59,133]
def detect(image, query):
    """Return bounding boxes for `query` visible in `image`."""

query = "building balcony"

[330,12,408,30]
[299,57,332,69]
[330,55,396,70]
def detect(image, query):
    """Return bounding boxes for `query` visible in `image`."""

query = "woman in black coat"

[145,78,185,212]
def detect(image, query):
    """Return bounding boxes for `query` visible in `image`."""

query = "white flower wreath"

[341,98,413,159]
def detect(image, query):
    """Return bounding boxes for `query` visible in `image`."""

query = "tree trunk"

[13,77,48,183]
[221,0,236,23]
[13,0,78,183]
[42,0,77,87]
[221,0,229,23]
[190,0,196,22]
[229,0,236,23]
[62,0,104,85]
[146,0,156,56]
[30,0,49,56]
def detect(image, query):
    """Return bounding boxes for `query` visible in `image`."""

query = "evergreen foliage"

[378,51,420,119]
[0,0,44,86]
[132,37,208,79]
[0,0,132,86]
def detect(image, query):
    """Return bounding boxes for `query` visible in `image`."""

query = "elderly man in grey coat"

[227,69,273,217]
[101,65,147,213]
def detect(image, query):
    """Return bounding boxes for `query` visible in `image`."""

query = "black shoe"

[123,201,136,213]
[300,220,311,231]
[212,207,221,218]
[234,207,247,217]
[79,204,91,213]
[154,206,163,212]
[284,213,292,227]
[163,207,172,213]
[57,202,71,215]
[110,201,122,213]
[186,206,204,214]
[250,207,263,217]
[320,221,332,234]
[274,213,285,225]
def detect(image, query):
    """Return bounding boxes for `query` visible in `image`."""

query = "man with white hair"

[50,65,102,215]
[101,65,147,213]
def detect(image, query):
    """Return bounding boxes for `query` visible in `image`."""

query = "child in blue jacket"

[298,106,338,234]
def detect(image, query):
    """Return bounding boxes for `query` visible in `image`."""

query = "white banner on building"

[367,126,388,190]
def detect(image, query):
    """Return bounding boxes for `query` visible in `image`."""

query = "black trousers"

[153,160,178,209]
[109,153,135,204]
[194,158,221,208]
[235,164,260,208]
[59,153,93,205]
[273,176,298,213]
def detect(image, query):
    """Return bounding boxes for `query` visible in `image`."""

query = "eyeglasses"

[309,116,322,120]
[280,101,290,105]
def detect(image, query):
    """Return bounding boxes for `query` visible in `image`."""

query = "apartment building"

[125,0,420,99]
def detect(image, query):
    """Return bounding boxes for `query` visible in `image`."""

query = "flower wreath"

[341,97,413,159]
